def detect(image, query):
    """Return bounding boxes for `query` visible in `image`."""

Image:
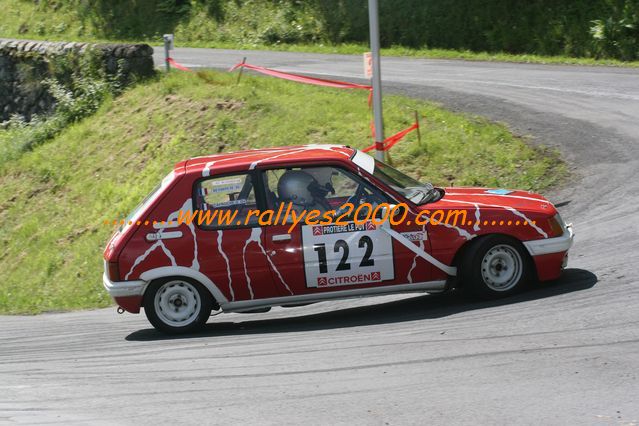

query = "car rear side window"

[123,171,175,231]
[194,173,259,229]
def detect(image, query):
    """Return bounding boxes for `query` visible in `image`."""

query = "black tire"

[143,277,213,334]
[459,235,532,299]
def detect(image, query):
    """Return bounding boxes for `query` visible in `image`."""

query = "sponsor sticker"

[312,222,376,236]
[485,189,514,195]
[400,231,428,242]
[302,221,393,288]
[210,177,243,193]
[209,199,247,208]
[317,271,382,287]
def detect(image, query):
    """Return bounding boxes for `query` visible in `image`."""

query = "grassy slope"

[2,0,638,68]
[0,70,566,314]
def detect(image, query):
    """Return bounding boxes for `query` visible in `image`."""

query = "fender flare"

[139,266,229,305]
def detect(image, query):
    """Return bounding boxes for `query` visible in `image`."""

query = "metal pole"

[368,0,385,161]
[237,57,247,84]
[164,37,170,73]
[414,110,422,146]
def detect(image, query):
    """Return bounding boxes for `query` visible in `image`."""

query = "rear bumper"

[102,273,146,298]
[523,224,574,256]
[103,274,146,313]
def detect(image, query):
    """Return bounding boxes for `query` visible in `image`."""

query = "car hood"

[427,187,557,215]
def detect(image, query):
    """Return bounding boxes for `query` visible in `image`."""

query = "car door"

[262,164,432,296]
[193,171,280,302]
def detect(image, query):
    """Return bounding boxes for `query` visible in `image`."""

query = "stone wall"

[0,39,154,122]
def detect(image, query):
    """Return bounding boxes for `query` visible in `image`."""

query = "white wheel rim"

[154,280,201,327]
[481,244,522,292]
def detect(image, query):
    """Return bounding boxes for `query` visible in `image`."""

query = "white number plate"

[301,221,394,288]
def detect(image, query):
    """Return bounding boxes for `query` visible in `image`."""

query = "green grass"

[0,70,566,314]
[1,0,638,68]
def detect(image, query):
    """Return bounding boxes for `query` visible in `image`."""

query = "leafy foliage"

[590,0,639,60]
[0,51,126,169]
[2,0,637,60]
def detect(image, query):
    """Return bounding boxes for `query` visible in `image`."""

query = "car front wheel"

[460,235,531,299]
[143,277,212,334]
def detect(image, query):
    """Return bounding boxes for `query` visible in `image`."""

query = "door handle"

[272,234,292,242]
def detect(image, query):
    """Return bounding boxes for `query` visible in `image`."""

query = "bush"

[0,51,124,168]
[590,0,639,60]
[4,0,638,60]
[183,0,639,60]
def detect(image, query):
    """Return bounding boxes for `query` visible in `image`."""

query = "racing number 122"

[313,236,375,274]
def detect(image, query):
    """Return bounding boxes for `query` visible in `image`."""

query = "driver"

[306,167,336,195]
[277,170,332,214]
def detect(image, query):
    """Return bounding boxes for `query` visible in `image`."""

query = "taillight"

[548,214,564,237]
[108,262,120,281]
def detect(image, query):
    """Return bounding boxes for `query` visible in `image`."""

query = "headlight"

[548,213,565,237]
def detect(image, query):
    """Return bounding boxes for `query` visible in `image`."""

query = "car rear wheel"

[460,235,531,299]
[143,277,212,334]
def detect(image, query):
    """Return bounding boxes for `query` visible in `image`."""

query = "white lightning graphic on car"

[241,228,294,299]
[248,145,350,170]
[440,199,548,238]
[473,203,481,232]
[124,199,200,280]
[407,224,426,283]
[241,229,258,299]
[217,230,234,301]
[124,240,175,280]
[202,148,292,177]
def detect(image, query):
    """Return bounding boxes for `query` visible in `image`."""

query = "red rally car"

[103,145,574,333]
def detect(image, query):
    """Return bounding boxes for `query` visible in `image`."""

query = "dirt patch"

[215,100,244,111]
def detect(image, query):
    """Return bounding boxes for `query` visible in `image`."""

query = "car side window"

[262,166,388,220]
[264,169,285,210]
[194,173,259,228]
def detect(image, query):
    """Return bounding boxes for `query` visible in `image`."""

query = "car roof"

[183,144,356,177]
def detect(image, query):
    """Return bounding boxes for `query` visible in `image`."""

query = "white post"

[163,34,174,73]
[368,0,385,161]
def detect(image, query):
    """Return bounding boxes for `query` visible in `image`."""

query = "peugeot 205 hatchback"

[103,145,573,333]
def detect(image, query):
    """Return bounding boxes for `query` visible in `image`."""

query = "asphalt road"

[2,49,639,425]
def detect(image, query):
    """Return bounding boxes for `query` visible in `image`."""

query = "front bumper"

[102,273,146,298]
[523,223,574,256]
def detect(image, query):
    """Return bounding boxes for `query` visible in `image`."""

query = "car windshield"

[373,159,440,204]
